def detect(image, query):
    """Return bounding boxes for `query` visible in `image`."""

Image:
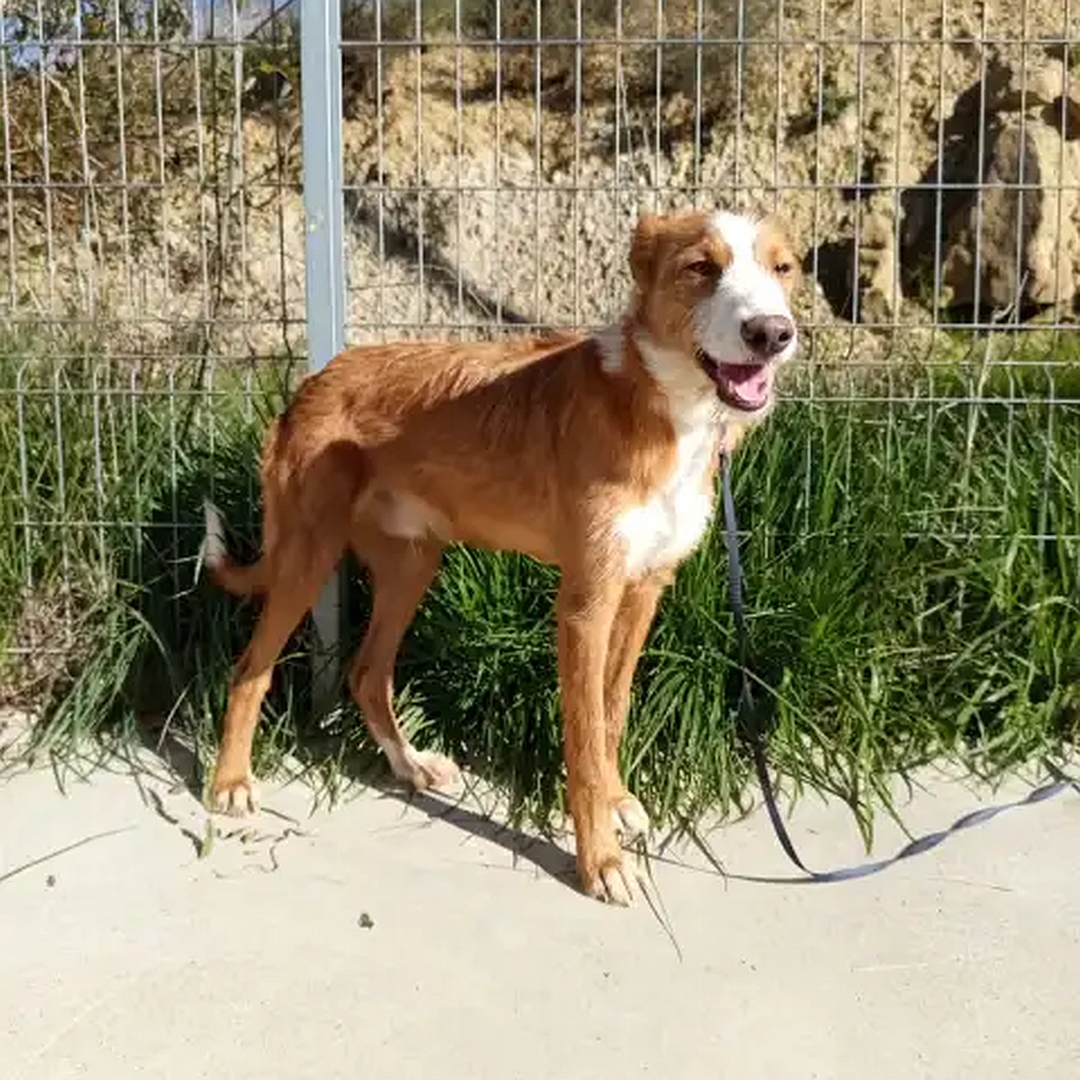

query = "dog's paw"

[390,747,461,792]
[410,750,461,790]
[584,855,638,907]
[612,795,650,843]
[209,774,259,816]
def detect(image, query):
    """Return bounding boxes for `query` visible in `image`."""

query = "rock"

[938,115,1080,311]
[858,209,903,324]
[902,58,1080,315]
[989,55,1080,141]
[991,57,1079,116]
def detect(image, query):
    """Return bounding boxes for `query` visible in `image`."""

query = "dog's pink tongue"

[719,363,772,408]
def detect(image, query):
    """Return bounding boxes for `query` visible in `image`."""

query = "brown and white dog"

[202,209,799,905]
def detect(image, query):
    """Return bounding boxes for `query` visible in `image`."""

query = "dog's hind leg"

[210,585,322,812]
[210,445,364,814]
[347,525,457,790]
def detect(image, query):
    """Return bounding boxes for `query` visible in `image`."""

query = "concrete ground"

[1,745,1078,1080]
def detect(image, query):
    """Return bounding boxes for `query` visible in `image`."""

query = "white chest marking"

[615,424,716,577]
[617,421,717,578]
[614,335,721,577]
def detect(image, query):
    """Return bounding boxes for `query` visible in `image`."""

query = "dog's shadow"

[380,785,579,886]
[139,720,580,891]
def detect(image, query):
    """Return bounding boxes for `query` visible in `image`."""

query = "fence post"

[300,0,346,712]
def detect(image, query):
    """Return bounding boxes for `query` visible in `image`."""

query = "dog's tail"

[201,500,270,598]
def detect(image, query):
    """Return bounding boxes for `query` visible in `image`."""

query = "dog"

[202,209,799,905]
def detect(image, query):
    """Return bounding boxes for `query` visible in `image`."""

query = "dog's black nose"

[740,315,795,358]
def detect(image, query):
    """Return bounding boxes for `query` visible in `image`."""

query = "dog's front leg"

[557,569,637,906]
[603,570,670,843]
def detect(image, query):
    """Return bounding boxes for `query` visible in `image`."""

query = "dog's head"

[629,210,800,420]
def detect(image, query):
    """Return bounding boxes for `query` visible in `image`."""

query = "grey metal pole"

[300,0,346,713]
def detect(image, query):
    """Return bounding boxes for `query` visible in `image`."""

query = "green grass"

[1,328,1078,842]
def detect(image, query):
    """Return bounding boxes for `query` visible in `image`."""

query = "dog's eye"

[774,261,793,277]
[685,259,717,278]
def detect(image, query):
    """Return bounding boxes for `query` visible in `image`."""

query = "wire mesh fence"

[0,0,1077,716]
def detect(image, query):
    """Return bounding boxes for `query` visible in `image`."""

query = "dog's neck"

[630,330,721,434]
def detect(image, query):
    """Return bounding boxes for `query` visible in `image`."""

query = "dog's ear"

[629,214,662,290]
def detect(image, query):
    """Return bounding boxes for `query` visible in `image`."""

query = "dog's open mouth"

[695,347,774,412]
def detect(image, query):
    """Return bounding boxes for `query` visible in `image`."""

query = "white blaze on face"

[692,212,797,369]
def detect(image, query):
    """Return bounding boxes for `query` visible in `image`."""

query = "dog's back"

[249,331,670,565]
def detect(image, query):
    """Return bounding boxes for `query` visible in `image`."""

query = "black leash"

[719,450,1079,883]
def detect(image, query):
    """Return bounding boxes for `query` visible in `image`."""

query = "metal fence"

[0,0,1077,692]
